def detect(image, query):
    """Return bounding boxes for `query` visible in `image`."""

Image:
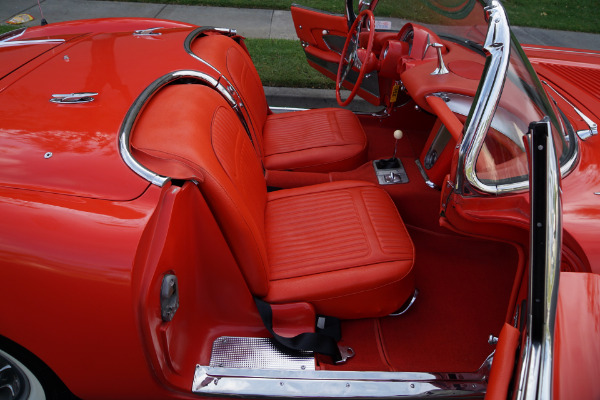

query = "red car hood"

[525,44,600,123]
[0,19,195,200]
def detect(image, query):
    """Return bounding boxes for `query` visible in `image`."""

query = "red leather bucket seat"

[190,34,368,173]
[132,84,414,319]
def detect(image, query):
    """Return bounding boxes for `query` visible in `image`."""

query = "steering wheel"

[336,9,375,107]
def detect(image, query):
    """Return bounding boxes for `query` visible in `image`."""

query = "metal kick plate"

[209,336,315,371]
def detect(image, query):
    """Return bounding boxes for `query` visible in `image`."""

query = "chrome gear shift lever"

[375,129,403,170]
[373,129,407,185]
[392,129,403,160]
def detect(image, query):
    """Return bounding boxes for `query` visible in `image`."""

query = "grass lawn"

[1,1,597,88]
[502,0,598,34]
[0,25,17,34]
[118,0,599,34]
[245,39,334,89]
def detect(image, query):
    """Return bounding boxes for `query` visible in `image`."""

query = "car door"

[290,4,382,105]
[290,5,349,82]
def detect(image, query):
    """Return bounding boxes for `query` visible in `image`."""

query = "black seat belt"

[254,298,353,363]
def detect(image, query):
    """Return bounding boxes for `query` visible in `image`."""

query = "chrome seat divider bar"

[192,365,487,398]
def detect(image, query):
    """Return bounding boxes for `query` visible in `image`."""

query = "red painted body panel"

[0,19,210,200]
[133,182,266,393]
[1,12,600,400]
[0,19,236,399]
[0,184,169,399]
[554,272,600,400]
[526,45,600,274]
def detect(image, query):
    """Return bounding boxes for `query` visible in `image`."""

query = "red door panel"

[291,5,382,106]
[291,6,348,57]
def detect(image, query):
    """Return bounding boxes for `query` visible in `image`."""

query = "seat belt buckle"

[336,345,355,364]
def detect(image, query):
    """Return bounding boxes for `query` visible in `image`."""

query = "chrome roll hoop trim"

[118,70,238,187]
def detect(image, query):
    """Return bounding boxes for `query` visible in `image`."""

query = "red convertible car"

[1,0,599,399]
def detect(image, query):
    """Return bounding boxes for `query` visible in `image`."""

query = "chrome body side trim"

[456,0,511,195]
[0,39,65,48]
[192,365,487,398]
[119,70,237,186]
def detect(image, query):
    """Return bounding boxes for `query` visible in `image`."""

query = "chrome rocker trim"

[192,365,487,398]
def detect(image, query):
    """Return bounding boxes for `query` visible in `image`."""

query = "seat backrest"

[191,34,268,155]
[131,83,271,296]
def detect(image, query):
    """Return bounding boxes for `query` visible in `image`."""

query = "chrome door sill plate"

[193,366,487,398]
[198,336,490,398]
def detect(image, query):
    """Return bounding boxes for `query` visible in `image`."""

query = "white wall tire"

[0,348,46,400]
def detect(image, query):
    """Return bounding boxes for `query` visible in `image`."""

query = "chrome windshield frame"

[455,0,511,195]
[456,1,578,195]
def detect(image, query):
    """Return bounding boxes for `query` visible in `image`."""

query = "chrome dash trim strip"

[119,70,230,187]
[192,365,487,398]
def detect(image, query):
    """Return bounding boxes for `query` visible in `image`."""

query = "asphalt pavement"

[2,0,599,109]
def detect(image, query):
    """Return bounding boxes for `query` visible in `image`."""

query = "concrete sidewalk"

[3,0,600,51]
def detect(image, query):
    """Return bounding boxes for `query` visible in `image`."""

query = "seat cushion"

[264,180,414,319]
[262,108,367,173]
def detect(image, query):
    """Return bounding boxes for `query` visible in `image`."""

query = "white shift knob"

[393,129,403,140]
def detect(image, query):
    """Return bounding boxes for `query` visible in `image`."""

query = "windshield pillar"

[455,0,511,194]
